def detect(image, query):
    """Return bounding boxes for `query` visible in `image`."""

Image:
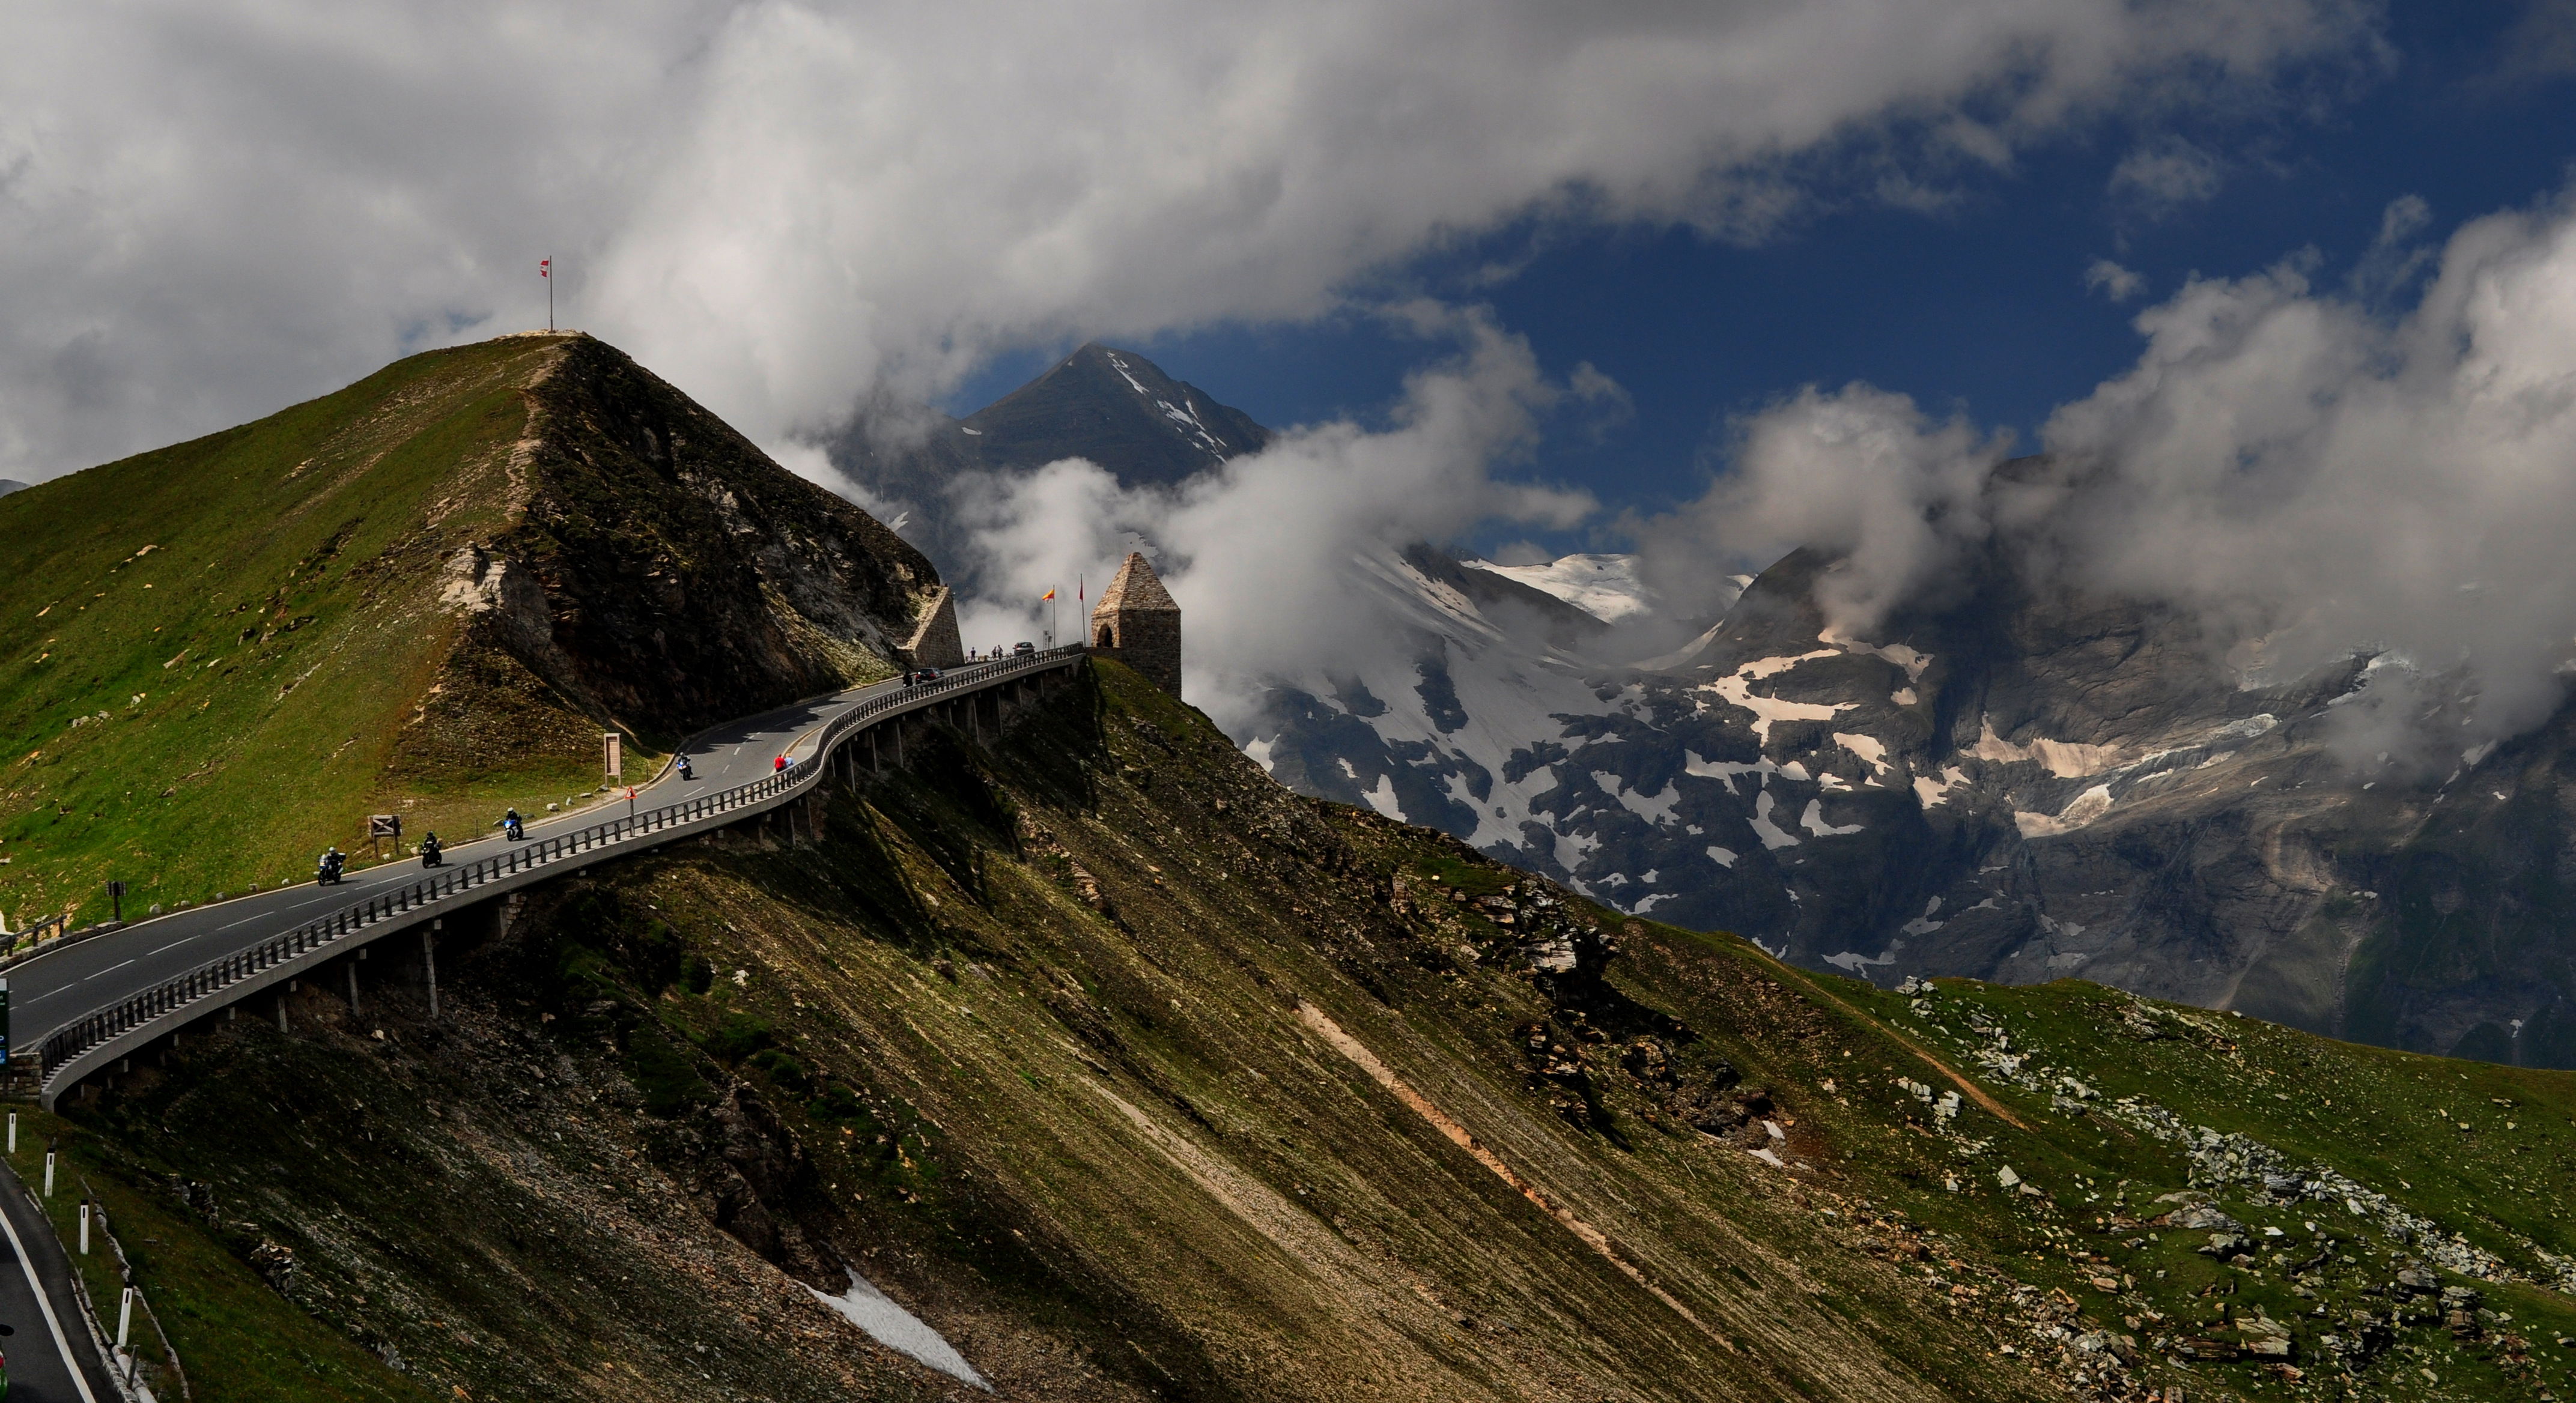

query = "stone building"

[1089,552,1181,697]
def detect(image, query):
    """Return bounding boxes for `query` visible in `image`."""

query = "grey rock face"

[1252,530,2576,1068]
[824,342,2576,1068]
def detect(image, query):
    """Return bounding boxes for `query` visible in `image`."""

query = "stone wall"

[1093,610,1181,697]
[903,586,965,669]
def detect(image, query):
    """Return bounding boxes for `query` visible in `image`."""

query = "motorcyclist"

[316,847,345,885]
[676,754,695,781]
[774,754,788,774]
[419,832,443,868]
[502,808,525,841]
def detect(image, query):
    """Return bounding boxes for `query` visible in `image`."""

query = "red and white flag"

[539,258,550,278]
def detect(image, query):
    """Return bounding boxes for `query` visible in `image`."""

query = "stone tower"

[1089,552,1182,697]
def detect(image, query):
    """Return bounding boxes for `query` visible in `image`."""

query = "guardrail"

[0,913,74,965]
[33,646,1086,1106]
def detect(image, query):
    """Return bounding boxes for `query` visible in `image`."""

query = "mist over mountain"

[833,341,1271,577]
[887,321,2576,1073]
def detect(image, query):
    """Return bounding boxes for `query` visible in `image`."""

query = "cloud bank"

[1684,189,2576,757]
[947,308,1590,732]
[0,0,2378,481]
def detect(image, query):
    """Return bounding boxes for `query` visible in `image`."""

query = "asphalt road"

[0,1157,112,1402]
[5,670,931,1050]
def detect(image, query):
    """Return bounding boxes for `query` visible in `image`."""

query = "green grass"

[2,1109,430,1403]
[0,335,639,933]
[1733,968,2576,1398]
[22,658,2576,1401]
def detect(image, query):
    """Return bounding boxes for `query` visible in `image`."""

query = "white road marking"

[144,935,198,957]
[0,1179,101,1403]
[80,960,135,981]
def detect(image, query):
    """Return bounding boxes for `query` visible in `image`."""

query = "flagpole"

[547,258,554,332]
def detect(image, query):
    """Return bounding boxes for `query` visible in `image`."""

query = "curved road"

[5,671,929,1047]
[0,1159,113,1402]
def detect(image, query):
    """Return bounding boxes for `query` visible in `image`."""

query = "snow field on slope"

[1463,553,1657,623]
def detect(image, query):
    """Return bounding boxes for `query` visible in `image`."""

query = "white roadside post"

[77,1199,89,1254]
[118,1283,137,1384]
[42,1149,53,1197]
[7,1111,14,1154]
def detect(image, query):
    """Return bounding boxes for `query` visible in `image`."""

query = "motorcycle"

[419,837,445,868]
[503,816,526,842]
[315,853,346,886]
[677,756,695,781]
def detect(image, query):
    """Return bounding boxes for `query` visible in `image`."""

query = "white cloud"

[1684,186,2576,757]
[0,0,2382,481]
[2109,136,2226,212]
[951,306,1590,732]
[2086,258,2147,302]
[1653,383,2014,637]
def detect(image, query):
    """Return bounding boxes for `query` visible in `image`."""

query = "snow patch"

[1466,553,1656,624]
[1703,652,1855,741]
[1242,736,1277,774]
[2014,784,2115,838]
[1823,948,1895,972]
[1751,791,1801,849]
[1821,629,1933,681]
[1970,717,2125,778]
[808,1270,988,1389]
[1590,771,1680,826]
[1832,732,1892,778]
[1362,774,1408,823]
[1685,750,1783,794]
[1705,846,1738,868]
[1912,765,1969,808]
[1800,799,1864,837]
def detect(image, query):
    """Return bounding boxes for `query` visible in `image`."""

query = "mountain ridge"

[8,341,2576,1401]
[0,332,948,932]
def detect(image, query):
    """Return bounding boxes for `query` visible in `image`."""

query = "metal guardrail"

[0,912,74,965]
[32,647,1085,1104]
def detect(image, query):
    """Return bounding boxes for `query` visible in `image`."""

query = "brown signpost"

[367,813,401,861]
[603,732,623,781]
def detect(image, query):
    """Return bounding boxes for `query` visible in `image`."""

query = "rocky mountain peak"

[956,342,1268,486]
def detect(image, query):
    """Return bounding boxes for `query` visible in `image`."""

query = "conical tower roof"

[1093,551,1177,616]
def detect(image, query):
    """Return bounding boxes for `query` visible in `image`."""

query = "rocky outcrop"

[409,336,946,775]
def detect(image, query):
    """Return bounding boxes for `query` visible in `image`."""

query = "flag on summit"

[1041,589,1056,601]
[539,258,550,277]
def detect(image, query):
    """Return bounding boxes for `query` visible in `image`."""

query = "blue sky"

[946,1,2576,548]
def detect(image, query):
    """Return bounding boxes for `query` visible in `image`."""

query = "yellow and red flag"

[1041,589,1056,601]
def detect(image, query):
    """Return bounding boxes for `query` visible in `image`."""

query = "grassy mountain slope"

[35,662,2576,1402]
[0,334,944,932]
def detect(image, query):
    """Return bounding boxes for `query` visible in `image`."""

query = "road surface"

[8,671,922,1050]
[0,1157,113,1402]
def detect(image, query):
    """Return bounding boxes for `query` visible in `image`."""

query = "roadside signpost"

[368,814,401,861]
[603,732,623,781]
